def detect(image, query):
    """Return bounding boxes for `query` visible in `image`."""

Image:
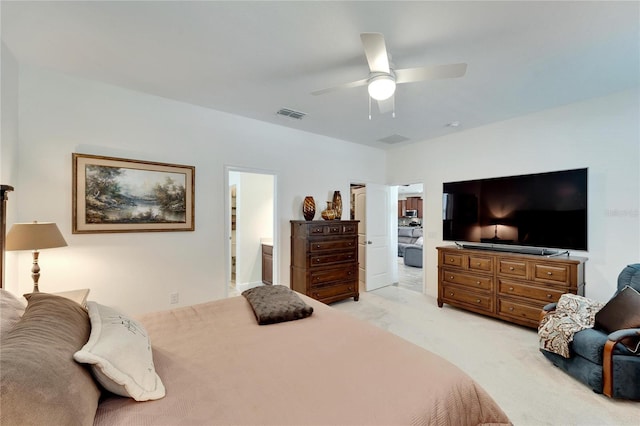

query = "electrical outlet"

[170,292,179,304]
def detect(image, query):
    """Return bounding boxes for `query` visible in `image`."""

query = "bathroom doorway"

[226,168,276,297]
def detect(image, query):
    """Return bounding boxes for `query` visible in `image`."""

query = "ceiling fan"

[312,33,467,116]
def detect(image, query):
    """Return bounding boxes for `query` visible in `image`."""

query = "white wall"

[10,65,386,314]
[236,172,273,288]
[387,89,640,302]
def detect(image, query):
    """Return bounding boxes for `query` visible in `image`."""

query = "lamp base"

[31,250,41,292]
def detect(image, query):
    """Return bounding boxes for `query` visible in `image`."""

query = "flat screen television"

[443,168,587,253]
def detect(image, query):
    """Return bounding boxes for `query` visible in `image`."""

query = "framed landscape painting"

[72,154,195,233]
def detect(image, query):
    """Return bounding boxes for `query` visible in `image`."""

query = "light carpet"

[332,286,639,426]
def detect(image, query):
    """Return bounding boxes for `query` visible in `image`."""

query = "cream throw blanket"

[538,293,604,358]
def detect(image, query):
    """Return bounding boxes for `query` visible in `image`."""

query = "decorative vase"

[332,191,342,219]
[321,201,336,220]
[302,196,316,221]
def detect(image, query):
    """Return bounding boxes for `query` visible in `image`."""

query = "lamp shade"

[6,222,68,251]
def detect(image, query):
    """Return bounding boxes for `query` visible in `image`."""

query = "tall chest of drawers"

[437,246,587,328]
[290,220,359,304]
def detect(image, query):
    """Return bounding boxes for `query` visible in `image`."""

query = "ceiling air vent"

[276,108,306,120]
[378,134,410,144]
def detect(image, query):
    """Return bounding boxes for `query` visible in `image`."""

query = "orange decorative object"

[302,196,316,221]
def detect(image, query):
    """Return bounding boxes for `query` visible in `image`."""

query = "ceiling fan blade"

[311,78,369,96]
[395,63,467,84]
[360,33,390,73]
[376,97,394,114]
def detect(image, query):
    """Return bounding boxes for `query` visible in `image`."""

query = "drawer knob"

[509,307,514,311]
[316,245,321,249]
[509,266,515,271]
[348,271,352,275]
[315,258,321,262]
[509,287,514,291]
[547,294,553,299]
[449,258,454,262]
[449,292,454,296]
[476,281,481,285]
[477,262,481,266]
[476,299,481,303]
[450,276,454,280]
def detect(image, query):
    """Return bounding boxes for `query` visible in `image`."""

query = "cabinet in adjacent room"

[398,196,423,218]
[290,220,359,304]
[261,243,273,285]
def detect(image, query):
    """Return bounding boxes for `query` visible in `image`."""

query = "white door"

[354,184,392,291]
[354,188,367,291]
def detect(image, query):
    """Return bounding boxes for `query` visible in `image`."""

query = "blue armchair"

[539,264,640,399]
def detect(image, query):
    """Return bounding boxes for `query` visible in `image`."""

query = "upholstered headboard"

[1,184,14,289]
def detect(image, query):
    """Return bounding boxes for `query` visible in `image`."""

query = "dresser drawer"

[498,298,541,323]
[442,253,463,267]
[311,267,357,286]
[341,223,358,234]
[498,279,563,303]
[442,269,493,291]
[534,263,569,284]
[441,284,492,312]
[310,251,356,266]
[498,259,527,277]
[310,282,357,301]
[308,224,353,235]
[468,255,493,272]
[309,238,356,252]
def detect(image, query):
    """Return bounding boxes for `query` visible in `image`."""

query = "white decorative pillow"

[414,236,424,246]
[1,289,27,339]
[73,302,165,401]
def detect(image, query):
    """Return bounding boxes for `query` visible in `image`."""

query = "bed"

[1,285,511,426]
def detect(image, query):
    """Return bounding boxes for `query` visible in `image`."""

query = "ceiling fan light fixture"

[367,74,396,101]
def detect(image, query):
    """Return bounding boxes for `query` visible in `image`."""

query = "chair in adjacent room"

[404,245,423,268]
[538,264,640,400]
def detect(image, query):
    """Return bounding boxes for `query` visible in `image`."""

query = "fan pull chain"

[392,95,396,118]
[368,96,372,120]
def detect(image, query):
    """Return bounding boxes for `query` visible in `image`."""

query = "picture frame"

[72,153,195,233]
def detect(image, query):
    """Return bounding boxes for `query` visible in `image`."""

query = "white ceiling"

[2,1,638,149]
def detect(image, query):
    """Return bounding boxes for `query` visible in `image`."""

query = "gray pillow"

[242,285,313,325]
[0,289,26,339]
[0,292,101,425]
[594,285,640,353]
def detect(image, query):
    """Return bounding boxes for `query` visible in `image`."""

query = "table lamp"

[6,221,67,292]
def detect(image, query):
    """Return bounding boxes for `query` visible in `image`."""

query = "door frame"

[224,166,278,297]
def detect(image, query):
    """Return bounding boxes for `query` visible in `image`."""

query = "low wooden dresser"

[290,220,359,304]
[437,245,587,328]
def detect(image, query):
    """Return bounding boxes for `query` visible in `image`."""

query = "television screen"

[443,168,587,251]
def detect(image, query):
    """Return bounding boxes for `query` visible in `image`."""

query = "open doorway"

[226,168,276,297]
[396,183,425,293]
